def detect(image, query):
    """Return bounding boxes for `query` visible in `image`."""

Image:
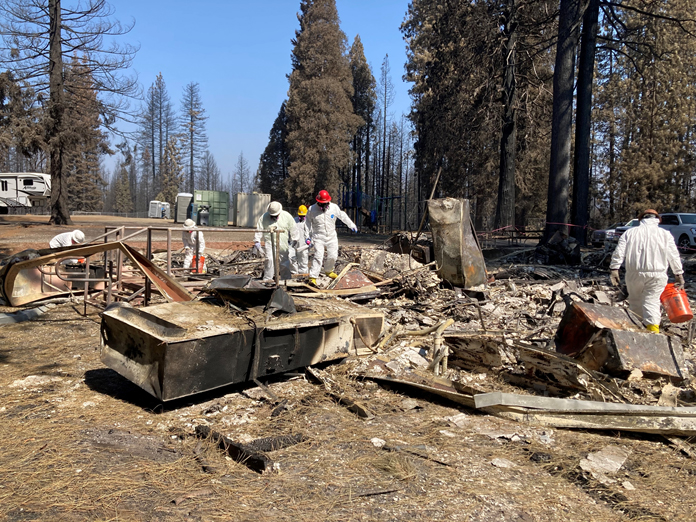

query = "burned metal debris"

[100,297,384,401]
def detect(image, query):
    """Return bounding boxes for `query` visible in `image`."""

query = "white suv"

[659,213,696,251]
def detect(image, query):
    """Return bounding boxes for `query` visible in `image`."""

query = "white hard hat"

[268,201,282,216]
[184,219,196,228]
[72,230,85,244]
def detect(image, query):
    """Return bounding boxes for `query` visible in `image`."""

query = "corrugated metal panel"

[232,193,271,228]
[193,190,230,227]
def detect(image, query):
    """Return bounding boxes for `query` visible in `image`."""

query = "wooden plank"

[473,391,696,415]
[290,284,379,297]
[488,409,696,437]
[364,374,476,409]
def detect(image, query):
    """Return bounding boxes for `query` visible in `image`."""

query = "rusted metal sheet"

[556,302,688,380]
[576,329,688,380]
[555,302,643,356]
[427,198,487,288]
[100,297,384,401]
[0,242,193,306]
[333,270,374,290]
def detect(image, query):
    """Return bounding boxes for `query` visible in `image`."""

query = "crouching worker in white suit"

[50,229,85,249]
[610,208,684,333]
[182,219,206,272]
[306,189,357,286]
[49,229,86,265]
[254,201,298,281]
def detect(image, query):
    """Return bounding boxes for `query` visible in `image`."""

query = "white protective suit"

[289,216,310,275]
[49,230,85,264]
[610,217,683,325]
[254,210,298,280]
[306,202,357,279]
[182,227,206,271]
[49,231,76,248]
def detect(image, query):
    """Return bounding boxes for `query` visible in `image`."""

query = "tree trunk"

[543,0,585,242]
[570,0,599,246]
[494,0,518,231]
[48,0,71,225]
[189,120,194,192]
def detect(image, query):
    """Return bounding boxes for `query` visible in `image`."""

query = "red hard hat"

[316,190,331,203]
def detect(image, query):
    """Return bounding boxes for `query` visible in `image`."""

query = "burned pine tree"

[0,0,138,224]
[284,0,362,206]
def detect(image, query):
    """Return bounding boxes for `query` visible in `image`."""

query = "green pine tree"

[285,0,362,205]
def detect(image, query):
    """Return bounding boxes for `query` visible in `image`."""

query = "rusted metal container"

[100,298,384,401]
[556,302,688,380]
[427,198,487,288]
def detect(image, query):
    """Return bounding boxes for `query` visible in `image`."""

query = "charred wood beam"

[195,425,271,474]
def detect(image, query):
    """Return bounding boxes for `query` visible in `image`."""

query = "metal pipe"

[166,228,172,276]
[83,256,90,316]
[145,228,152,305]
[273,230,280,286]
[195,230,200,274]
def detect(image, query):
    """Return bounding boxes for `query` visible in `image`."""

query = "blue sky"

[110,0,413,183]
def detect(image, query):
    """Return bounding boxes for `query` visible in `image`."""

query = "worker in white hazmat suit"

[254,201,298,281]
[610,208,685,333]
[289,205,310,275]
[306,190,357,286]
[49,229,85,248]
[182,219,206,273]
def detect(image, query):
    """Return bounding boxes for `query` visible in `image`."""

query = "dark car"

[591,222,624,247]
[611,218,640,242]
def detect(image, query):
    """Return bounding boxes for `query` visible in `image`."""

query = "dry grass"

[0,302,694,521]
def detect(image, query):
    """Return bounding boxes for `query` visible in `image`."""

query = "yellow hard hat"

[298,205,308,216]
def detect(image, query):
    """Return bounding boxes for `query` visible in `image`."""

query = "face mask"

[319,203,329,212]
[298,216,305,222]
[271,214,279,221]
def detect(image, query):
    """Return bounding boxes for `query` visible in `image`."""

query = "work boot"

[309,278,317,286]
[326,271,338,279]
[646,324,660,333]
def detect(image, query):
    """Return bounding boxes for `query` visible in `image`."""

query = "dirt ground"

[0,215,387,257]
[1,218,696,521]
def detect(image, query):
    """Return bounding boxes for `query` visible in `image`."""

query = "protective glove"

[268,224,278,232]
[290,240,299,249]
[610,269,620,287]
[351,227,358,233]
[675,273,686,289]
[253,242,264,256]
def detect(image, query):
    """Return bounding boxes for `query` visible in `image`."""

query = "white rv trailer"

[0,172,51,214]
